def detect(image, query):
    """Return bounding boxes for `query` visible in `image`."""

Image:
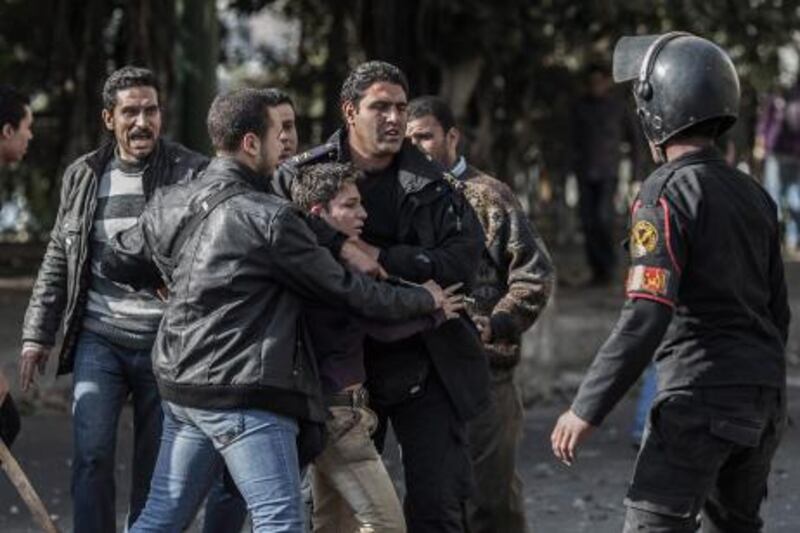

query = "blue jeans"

[202,469,314,532]
[71,329,163,532]
[131,401,304,533]
[202,472,248,532]
[631,363,658,443]
[764,154,800,248]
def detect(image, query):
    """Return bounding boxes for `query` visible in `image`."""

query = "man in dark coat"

[275,61,489,532]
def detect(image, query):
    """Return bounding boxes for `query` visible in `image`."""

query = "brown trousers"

[467,369,530,533]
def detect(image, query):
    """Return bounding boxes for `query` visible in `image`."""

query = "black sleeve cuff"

[489,312,518,343]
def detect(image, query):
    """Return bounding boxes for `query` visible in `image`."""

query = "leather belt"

[326,386,369,408]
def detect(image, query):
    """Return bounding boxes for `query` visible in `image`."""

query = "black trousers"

[623,386,785,532]
[373,375,473,533]
[578,177,618,281]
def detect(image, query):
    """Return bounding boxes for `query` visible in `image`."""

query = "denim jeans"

[202,472,249,533]
[764,154,800,249]
[71,329,162,532]
[130,401,304,533]
[310,406,405,533]
[201,467,315,533]
[631,363,658,443]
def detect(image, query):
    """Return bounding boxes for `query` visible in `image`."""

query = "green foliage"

[1,0,798,238]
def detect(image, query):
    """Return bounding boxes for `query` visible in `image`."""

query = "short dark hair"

[670,117,728,143]
[291,162,363,211]
[408,95,456,132]
[207,88,287,152]
[102,66,159,111]
[339,61,409,114]
[263,88,295,111]
[0,85,30,130]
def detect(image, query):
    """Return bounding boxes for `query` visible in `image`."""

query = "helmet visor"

[612,35,661,83]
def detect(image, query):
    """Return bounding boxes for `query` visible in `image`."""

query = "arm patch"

[625,198,685,307]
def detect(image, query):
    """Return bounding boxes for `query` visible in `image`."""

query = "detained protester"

[0,84,34,447]
[291,161,465,533]
[102,88,452,532]
[275,61,489,533]
[551,33,789,532]
[407,96,555,533]
[18,67,207,532]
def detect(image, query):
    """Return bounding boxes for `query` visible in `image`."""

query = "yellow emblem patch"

[630,220,659,258]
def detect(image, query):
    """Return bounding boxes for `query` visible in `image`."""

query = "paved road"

[0,257,797,531]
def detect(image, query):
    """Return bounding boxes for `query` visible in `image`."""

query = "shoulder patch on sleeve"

[630,219,659,258]
[627,266,670,296]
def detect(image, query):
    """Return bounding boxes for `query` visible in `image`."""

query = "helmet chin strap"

[655,144,667,164]
[648,141,667,164]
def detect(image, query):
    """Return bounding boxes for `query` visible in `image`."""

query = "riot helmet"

[612,32,740,148]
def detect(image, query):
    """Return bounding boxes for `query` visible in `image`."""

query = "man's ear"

[0,123,13,140]
[242,132,260,157]
[101,108,114,132]
[446,127,461,162]
[309,203,325,216]
[342,101,357,126]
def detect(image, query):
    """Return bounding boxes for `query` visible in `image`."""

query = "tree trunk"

[175,0,218,154]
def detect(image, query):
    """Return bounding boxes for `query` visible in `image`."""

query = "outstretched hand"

[550,409,594,466]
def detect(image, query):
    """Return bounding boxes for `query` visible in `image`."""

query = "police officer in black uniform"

[551,32,790,532]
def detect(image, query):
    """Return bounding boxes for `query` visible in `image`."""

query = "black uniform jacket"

[573,147,789,425]
[273,129,490,422]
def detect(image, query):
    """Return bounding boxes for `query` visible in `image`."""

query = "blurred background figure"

[755,79,800,257]
[570,63,639,286]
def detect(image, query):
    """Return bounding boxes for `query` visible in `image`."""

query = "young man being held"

[292,161,464,533]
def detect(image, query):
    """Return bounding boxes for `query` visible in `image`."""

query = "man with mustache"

[274,61,489,533]
[18,66,208,532]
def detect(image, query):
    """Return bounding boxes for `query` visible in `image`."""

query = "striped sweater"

[81,155,164,348]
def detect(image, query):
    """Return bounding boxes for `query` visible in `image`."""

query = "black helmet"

[612,32,740,146]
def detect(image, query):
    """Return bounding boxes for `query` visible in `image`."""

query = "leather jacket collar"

[328,128,445,198]
[205,157,268,191]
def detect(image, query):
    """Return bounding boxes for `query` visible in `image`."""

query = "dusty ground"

[0,251,797,532]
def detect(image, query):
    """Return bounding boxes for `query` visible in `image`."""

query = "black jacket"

[102,157,438,423]
[22,139,208,375]
[572,147,789,425]
[274,130,490,421]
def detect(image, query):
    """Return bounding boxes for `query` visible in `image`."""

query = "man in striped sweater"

[19,66,208,532]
